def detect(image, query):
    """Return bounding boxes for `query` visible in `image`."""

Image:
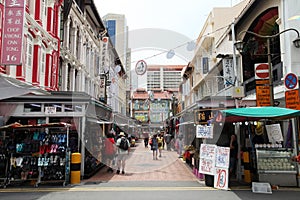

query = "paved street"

[0,140,300,200]
[83,140,201,183]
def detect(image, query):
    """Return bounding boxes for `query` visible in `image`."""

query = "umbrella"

[253,8,278,36]
[221,106,300,122]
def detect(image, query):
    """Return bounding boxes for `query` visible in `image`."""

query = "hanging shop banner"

[215,146,230,168]
[0,3,4,68]
[100,37,109,73]
[99,76,106,100]
[199,144,216,175]
[194,109,219,124]
[265,124,283,143]
[222,58,234,85]
[196,124,213,138]
[214,167,229,190]
[1,0,26,65]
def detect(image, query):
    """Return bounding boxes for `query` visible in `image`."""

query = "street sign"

[256,85,271,106]
[284,73,298,90]
[285,90,300,110]
[255,63,269,79]
[135,60,147,75]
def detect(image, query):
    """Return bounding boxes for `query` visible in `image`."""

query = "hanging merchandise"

[0,122,71,188]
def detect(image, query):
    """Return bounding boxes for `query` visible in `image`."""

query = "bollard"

[243,151,251,183]
[70,153,81,184]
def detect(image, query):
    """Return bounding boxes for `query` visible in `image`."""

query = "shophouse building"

[178,0,300,187]
[0,0,130,183]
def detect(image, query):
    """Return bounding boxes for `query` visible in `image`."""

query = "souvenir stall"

[221,106,300,187]
[0,122,71,188]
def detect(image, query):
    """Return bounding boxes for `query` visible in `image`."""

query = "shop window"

[64,104,74,112]
[24,103,42,112]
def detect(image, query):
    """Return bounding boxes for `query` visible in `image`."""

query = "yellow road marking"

[0,186,217,193]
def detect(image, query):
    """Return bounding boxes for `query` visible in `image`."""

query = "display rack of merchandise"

[0,122,71,188]
[256,148,298,186]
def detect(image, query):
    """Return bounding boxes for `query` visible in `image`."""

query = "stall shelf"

[256,148,298,186]
[0,122,71,188]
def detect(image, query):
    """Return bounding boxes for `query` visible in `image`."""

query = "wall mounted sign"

[1,0,26,65]
[135,60,147,75]
[255,63,269,79]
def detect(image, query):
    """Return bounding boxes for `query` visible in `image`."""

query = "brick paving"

[83,140,200,182]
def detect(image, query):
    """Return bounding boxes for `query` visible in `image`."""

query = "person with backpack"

[149,134,158,160]
[115,132,130,174]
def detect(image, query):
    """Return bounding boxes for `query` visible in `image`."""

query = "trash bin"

[205,174,214,187]
[70,153,81,184]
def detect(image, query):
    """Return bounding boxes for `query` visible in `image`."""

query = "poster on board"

[196,125,213,138]
[199,144,216,175]
[214,167,229,190]
[265,124,283,143]
[215,146,230,168]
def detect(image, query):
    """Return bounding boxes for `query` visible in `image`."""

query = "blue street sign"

[285,73,298,90]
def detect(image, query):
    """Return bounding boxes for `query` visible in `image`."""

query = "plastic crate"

[252,182,272,194]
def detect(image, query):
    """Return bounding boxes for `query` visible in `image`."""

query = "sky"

[94,0,243,83]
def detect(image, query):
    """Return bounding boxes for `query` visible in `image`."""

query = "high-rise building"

[102,14,131,88]
[147,65,185,93]
[103,14,131,115]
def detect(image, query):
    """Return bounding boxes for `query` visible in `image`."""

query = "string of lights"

[130,23,231,64]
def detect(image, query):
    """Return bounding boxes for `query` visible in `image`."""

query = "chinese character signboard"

[199,144,216,175]
[215,146,230,168]
[199,144,230,190]
[222,58,234,85]
[194,109,217,124]
[1,0,25,65]
[196,124,213,138]
[99,37,109,73]
[99,76,106,100]
[0,3,4,66]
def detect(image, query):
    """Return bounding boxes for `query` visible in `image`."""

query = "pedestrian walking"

[115,132,130,174]
[104,133,116,173]
[176,135,184,158]
[157,133,164,157]
[143,132,149,148]
[164,133,172,151]
[149,134,158,160]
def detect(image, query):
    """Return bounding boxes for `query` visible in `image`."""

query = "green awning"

[221,106,300,122]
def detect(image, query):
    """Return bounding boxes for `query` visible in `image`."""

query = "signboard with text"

[199,144,216,175]
[285,90,300,110]
[196,125,213,139]
[1,0,25,65]
[256,80,271,106]
[214,167,229,190]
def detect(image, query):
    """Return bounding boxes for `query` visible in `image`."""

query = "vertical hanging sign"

[1,0,25,65]
[99,37,109,74]
[0,3,4,72]
[222,58,234,85]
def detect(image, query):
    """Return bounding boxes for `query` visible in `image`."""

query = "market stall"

[221,106,300,187]
[0,122,71,188]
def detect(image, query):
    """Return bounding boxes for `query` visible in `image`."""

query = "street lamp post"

[234,28,300,106]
